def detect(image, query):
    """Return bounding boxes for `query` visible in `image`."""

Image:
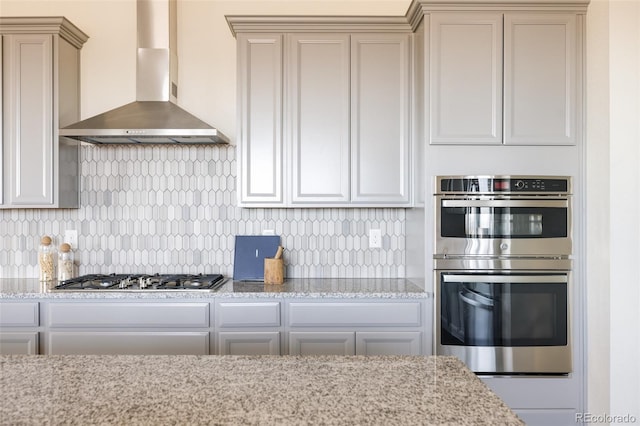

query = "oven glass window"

[439,275,568,347]
[440,206,567,239]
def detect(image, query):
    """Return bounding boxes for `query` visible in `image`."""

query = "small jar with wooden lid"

[58,243,75,282]
[38,236,56,282]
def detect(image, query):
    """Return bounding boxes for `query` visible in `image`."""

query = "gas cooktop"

[53,273,227,292]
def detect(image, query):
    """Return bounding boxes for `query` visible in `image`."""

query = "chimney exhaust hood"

[60,0,229,145]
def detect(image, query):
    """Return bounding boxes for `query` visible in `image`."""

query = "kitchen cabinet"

[289,331,422,356]
[236,33,283,205]
[429,12,580,146]
[231,18,412,207]
[0,301,40,354]
[0,17,88,208]
[289,332,355,355]
[287,301,424,355]
[45,301,210,355]
[215,301,282,355]
[482,375,581,426]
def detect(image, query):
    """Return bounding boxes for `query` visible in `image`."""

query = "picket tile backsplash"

[0,145,406,279]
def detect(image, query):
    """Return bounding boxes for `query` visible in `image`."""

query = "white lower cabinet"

[45,301,211,355]
[48,332,209,355]
[0,302,40,355]
[287,301,425,356]
[215,301,282,355]
[482,376,581,426]
[513,409,577,426]
[355,331,422,356]
[218,332,281,355]
[0,332,39,355]
[289,331,422,356]
[289,332,355,356]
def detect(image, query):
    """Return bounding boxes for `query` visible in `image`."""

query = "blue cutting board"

[233,235,281,281]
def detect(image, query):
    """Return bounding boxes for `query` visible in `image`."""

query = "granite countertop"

[0,355,522,425]
[0,277,428,299]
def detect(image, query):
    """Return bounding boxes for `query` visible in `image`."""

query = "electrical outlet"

[262,229,275,235]
[64,230,78,248]
[369,229,382,248]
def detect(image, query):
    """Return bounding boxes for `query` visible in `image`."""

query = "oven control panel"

[437,176,571,194]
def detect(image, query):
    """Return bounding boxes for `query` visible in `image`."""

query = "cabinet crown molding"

[227,0,590,36]
[226,15,413,37]
[0,17,89,49]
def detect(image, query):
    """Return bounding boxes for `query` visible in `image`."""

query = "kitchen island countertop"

[0,277,427,299]
[0,355,522,425]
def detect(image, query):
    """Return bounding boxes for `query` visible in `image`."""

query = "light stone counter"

[0,355,522,425]
[0,277,428,300]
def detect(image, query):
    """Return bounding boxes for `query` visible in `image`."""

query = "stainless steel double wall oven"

[434,176,572,375]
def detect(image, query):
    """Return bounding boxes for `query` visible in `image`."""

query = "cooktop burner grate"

[54,273,227,291]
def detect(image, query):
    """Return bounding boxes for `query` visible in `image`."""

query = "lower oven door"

[436,271,571,374]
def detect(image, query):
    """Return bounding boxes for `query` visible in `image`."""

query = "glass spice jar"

[38,236,56,282]
[58,243,75,281]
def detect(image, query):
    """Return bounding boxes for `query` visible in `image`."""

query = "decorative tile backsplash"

[0,145,406,279]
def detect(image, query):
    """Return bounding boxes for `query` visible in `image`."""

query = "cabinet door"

[504,13,577,145]
[47,331,209,355]
[514,409,577,426]
[355,331,422,355]
[429,13,503,144]
[237,34,284,205]
[350,33,411,204]
[288,34,350,204]
[289,332,355,355]
[3,34,54,205]
[0,332,38,355]
[218,331,280,355]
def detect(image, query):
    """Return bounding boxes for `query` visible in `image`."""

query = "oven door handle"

[442,274,568,283]
[440,199,568,208]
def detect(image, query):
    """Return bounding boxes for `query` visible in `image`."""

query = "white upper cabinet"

[429,12,580,146]
[288,34,351,204]
[236,34,284,205]
[504,13,578,145]
[430,13,503,144]
[230,17,413,208]
[0,18,88,208]
[350,34,411,204]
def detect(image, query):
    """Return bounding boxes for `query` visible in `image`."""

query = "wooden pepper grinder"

[264,246,284,285]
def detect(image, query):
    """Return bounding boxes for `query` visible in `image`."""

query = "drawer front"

[47,331,209,355]
[0,302,39,327]
[288,302,422,327]
[0,332,39,354]
[48,302,209,328]
[289,332,355,356]
[216,302,281,327]
[218,332,281,355]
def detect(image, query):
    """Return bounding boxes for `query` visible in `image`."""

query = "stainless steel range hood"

[60,0,229,145]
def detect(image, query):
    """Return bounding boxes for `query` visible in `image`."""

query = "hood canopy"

[60,0,229,145]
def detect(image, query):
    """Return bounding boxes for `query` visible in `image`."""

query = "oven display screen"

[494,180,509,191]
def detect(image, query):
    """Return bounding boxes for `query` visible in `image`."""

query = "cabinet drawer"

[48,302,209,328]
[0,302,39,327]
[47,331,209,355]
[288,302,422,327]
[216,302,281,327]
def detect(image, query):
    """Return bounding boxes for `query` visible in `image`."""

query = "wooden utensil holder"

[264,258,284,285]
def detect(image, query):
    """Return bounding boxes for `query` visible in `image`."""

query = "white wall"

[607,0,640,419]
[586,0,640,421]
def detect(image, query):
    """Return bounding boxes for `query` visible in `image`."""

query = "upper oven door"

[435,196,572,257]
